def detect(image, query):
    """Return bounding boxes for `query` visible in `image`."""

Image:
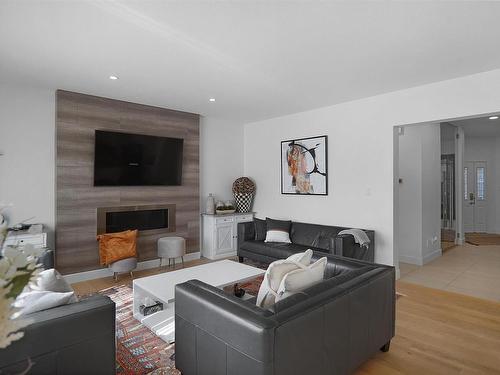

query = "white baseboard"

[205,251,237,260]
[398,254,424,266]
[422,248,442,265]
[398,248,442,267]
[64,251,201,284]
[395,267,401,280]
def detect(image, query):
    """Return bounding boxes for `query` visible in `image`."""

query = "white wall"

[0,84,55,247]
[396,124,441,266]
[420,124,441,262]
[495,137,500,234]
[200,117,244,206]
[244,68,500,267]
[440,122,456,155]
[397,126,422,264]
[441,140,455,155]
[0,84,245,251]
[464,136,499,233]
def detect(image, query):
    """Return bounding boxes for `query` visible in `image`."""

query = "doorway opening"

[394,113,500,302]
[440,123,457,252]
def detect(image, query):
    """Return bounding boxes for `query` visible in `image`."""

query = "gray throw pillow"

[254,218,267,241]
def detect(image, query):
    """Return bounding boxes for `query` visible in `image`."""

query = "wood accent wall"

[56,90,199,274]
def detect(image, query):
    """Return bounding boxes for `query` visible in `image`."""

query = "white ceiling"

[2,1,500,122]
[451,116,500,137]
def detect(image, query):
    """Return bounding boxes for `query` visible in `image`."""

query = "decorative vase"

[233,192,254,213]
[232,177,256,213]
[206,193,215,215]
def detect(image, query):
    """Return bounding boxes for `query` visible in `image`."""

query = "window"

[464,167,468,200]
[477,167,485,200]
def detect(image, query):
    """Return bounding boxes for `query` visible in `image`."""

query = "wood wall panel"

[56,90,200,274]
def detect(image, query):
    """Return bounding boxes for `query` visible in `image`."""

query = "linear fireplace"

[97,204,176,235]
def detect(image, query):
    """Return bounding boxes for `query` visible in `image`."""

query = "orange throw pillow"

[97,230,138,266]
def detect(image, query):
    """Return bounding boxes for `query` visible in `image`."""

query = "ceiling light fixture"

[489,116,499,120]
[109,75,119,80]
[209,98,216,102]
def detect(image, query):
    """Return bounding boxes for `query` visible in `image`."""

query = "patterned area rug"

[99,268,265,374]
[99,259,399,374]
[99,285,177,375]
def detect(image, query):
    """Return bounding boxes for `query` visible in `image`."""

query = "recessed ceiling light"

[209,98,216,102]
[489,116,499,120]
[109,75,119,80]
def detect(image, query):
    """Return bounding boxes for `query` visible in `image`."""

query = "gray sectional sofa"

[238,220,375,263]
[175,252,395,375]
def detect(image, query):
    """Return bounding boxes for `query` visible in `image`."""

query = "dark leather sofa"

[238,220,375,263]
[175,252,395,375]
[0,294,116,374]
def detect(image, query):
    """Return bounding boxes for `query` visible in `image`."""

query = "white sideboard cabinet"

[201,213,254,260]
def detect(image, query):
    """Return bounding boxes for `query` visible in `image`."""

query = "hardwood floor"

[71,262,500,374]
[71,257,212,296]
[357,281,500,375]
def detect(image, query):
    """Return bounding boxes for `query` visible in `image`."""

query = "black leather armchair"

[0,295,116,374]
[238,220,375,264]
[175,253,395,375]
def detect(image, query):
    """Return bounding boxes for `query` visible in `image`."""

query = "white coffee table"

[132,259,265,342]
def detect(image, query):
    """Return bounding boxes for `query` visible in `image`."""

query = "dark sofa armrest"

[175,280,276,365]
[0,295,116,374]
[334,231,375,262]
[237,221,255,250]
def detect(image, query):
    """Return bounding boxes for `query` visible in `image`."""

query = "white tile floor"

[399,243,500,302]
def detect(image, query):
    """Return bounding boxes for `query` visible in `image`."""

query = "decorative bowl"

[216,209,236,215]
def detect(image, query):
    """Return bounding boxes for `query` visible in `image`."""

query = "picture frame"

[281,135,328,195]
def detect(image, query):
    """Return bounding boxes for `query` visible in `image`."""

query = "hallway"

[400,243,500,302]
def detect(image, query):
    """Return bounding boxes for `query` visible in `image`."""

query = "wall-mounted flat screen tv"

[94,130,183,186]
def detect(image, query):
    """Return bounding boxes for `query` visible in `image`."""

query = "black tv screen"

[94,130,183,186]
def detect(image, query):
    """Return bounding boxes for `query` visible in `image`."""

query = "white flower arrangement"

[0,244,41,349]
[0,204,10,245]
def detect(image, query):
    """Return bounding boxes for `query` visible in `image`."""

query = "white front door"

[463,161,487,233]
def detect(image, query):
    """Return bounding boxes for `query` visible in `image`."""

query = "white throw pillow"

[30,268,78,303]
[265,230,291,243]
[13,290,75,317]
[275,256,327,303]
[256,249,313,309]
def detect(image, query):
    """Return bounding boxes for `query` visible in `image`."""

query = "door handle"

[469,192,475,205]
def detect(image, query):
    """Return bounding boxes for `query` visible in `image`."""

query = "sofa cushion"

[13,290,75,317]
[256,250,313,309]
[30,268,78,303]
[271,266,373,319]
[240,241,295,257]
[254,218,267,241]
[290,222,340,250]
[97,229,138,266]
[275,257,327,302]
[265,218,292,243]
[241,240,329,260]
